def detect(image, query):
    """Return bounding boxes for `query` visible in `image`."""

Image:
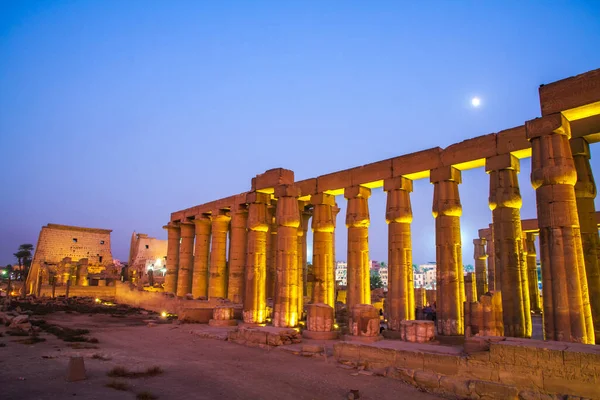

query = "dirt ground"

[0,312,440,400]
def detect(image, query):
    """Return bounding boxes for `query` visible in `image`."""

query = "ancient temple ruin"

[162,68,600,345]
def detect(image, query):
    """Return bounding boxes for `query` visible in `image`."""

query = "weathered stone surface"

[348,304,379,337]
[305,303,334,332]
[345,186,371,309]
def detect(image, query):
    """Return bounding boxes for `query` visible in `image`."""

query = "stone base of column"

[341,334,383,343]
[302,330,339,340]
[209,319,238,327]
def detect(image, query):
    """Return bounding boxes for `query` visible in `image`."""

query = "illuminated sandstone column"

[385,176,415,331]
[209,210,231,299]
[473,238,488,298]
[266,201,277,300]
[431,166,464,336]
[311,193,336,308]
[162,223,180,294]
[487,154,531,338]
[192,216,211,298]
[345,186,371,309]
[526,115,594,344]
[332,204,340,300]
[297,202,311,315]
[465,272,476,303]
[243,192,270,324]
[273,185,301,328]
[176,221,195,297]
[524,232,541,313]
[572,137,600,342]
[228,205,248,303]
[485,226,496,291]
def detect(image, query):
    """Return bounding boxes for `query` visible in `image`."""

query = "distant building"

[335,261,347,286]
[378,264,388,287]
[415,263,436,289]
[128,232,168,276]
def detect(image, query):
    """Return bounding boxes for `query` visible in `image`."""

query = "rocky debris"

[5,296,152,317]
[227,326,302,348]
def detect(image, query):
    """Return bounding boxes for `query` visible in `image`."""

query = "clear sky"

[1,1,599,267]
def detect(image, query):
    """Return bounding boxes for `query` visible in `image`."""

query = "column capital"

[384,176,413,192]
[485,154,520,173]
[473,238,487,246]
[192,216,211,226]
[211,210,231,222]
[344,185,371,200]
[526,113,571,140]
[162,223,180,232]
[246,191,271,204]
[274,184,301,198]
[310,192,336,206]
[571,137,591,158]
[430,166,461,184]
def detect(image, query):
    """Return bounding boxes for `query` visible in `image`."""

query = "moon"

[471,97,481,107]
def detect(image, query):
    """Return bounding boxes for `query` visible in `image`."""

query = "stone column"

[243,192,270,324]
[311,193,336,308]
[345,186,371,309]
[162,223,180,294]
[297,202,311,316]
[209,210,231,299]
[228,204,248,303]
[465,272,477,303]
[526,114,594,344]
[572,137,600,343]
[273,185,301,328]
[191,216,211,298]
[385,176,415,331]
[266,201,277,300]
[485,226,496,291]
[487,154,531,338]
[332,204,340,302]
[473,238,488,298]
[524,232,541,313]
[176,221,195,297]
[431,166,464,336]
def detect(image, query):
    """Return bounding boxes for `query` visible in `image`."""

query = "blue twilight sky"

[1,1,600,267]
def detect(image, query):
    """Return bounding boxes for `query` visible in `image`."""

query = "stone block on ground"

[178,308,213,323]
[66,356,86,382]
[348,304,380,337]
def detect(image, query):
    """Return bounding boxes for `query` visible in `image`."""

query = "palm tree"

[13,244,34,281]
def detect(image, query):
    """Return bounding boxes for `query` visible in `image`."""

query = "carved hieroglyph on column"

[524,232,541,313]
[526,114,594,344]
[243,192,270,324]
[473,238,488,298]
[266,200,277,300]
[297,202,311,317]
[487,154,531,338]
[192,216,211,298]
[272,185,301,328]
[385,176,415,331]
[311,193,336,308]
[431,166,464,336]
[345,186,371,309]
[162,223,180,294]
[209,210,231,299]
[572,137,600,343]
[228,204,248,303]
[176,221,195,297]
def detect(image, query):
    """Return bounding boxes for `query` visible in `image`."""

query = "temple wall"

[334,338,600,399]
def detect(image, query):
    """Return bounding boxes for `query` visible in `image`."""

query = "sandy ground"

[0,312,440,400]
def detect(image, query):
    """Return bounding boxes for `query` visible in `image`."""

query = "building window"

[99,256,103,263]
[100,240,105,244]
[145,245,149,249]
[72,238,78,243]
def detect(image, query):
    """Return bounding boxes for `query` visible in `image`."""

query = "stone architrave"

[431,166,464,336]
[311,193,336,308]
[487,154,531,338]
[243,192,271,324]
[191,216,211,298]
[526,114,594,344]
[176,221,195,297]
[296,202,311,317]
[524,232,541,313]
[209,210,231,299]
[162,223,180,294]
[384,176,415,331]
[572,137,600,343]
[344,186,371,309]
[272,184,301,328]
[228,204,249,303]
[473,238,488,298]
[266,200,277,300]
